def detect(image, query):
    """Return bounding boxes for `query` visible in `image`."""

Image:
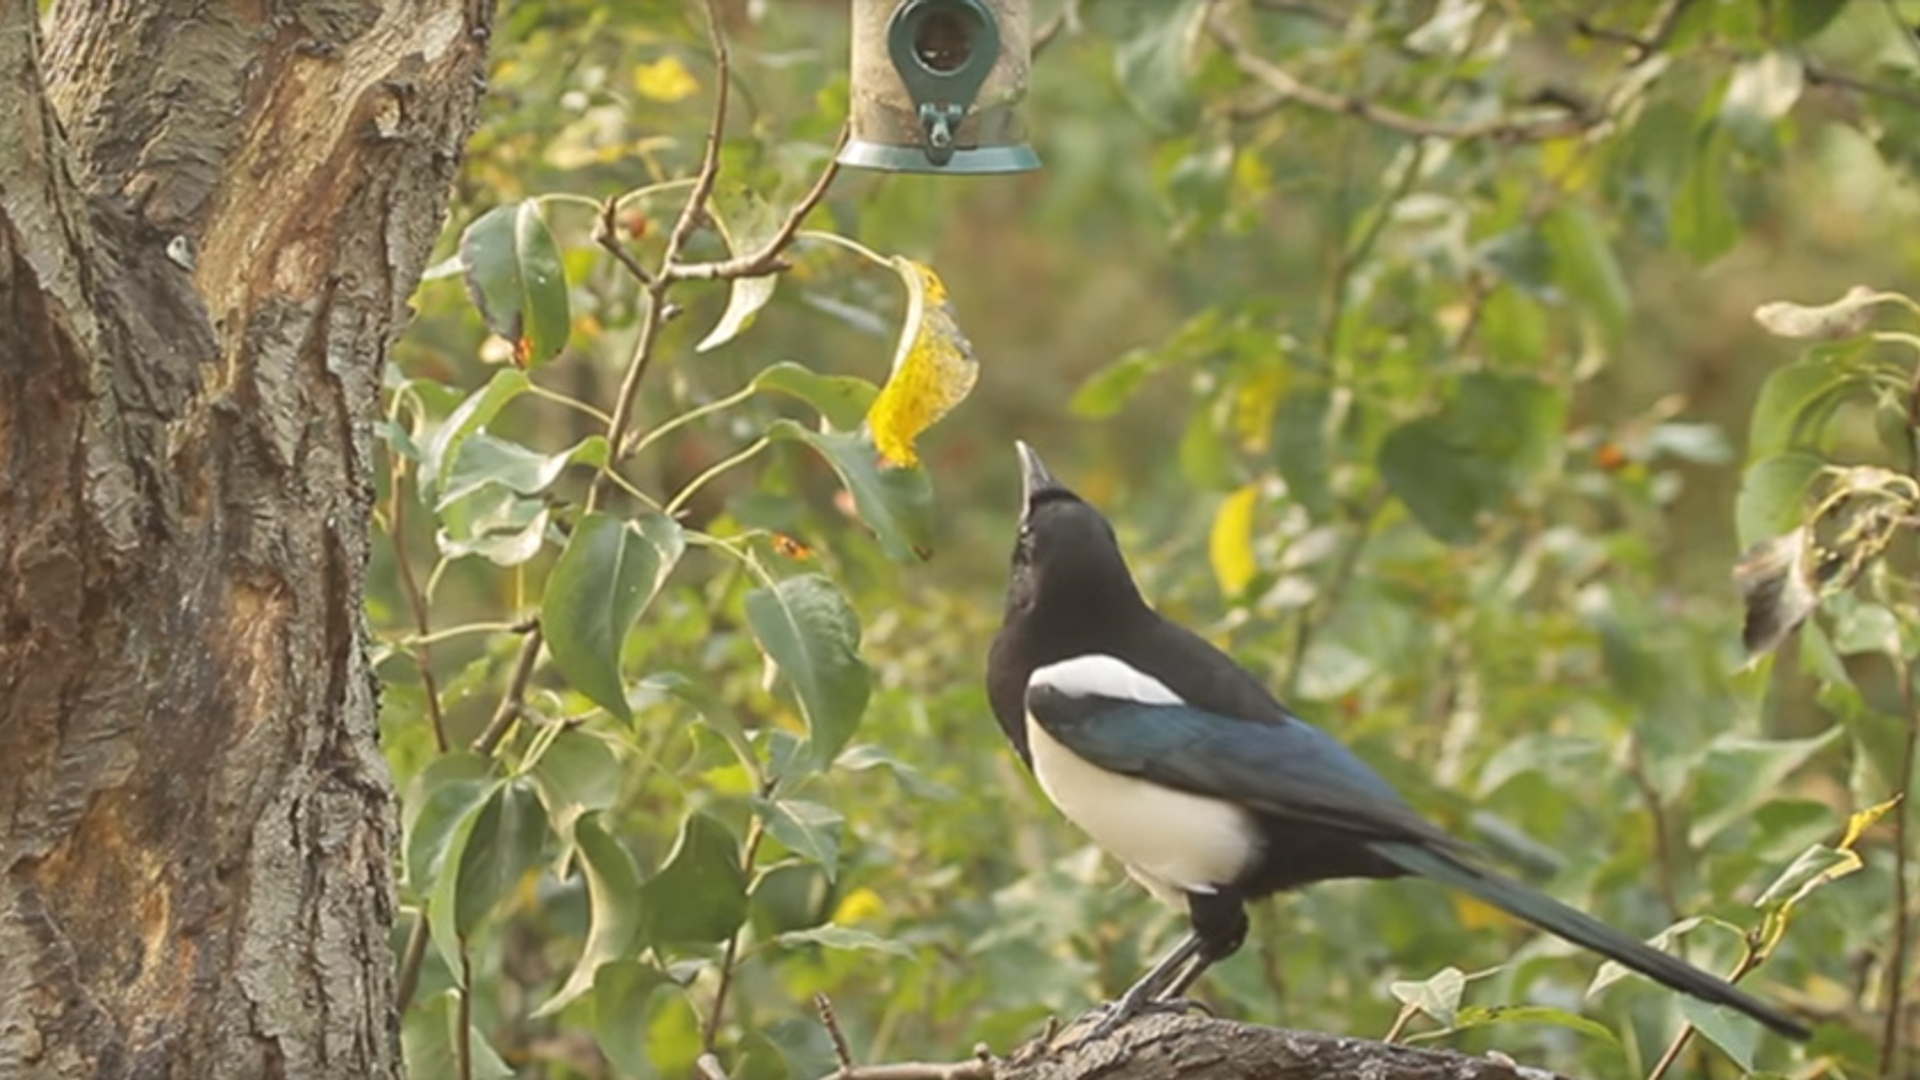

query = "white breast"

[1024,655,1259,905]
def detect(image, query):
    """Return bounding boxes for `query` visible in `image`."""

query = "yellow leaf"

[1209,485,1259,598]
[633,57,698,103]
[1451,892,1508,931]
[867,259,977,467]
[833,886,886,925]
[1840,793,1899,851]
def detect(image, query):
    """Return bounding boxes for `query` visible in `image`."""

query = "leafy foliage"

[375,3,1920,1078]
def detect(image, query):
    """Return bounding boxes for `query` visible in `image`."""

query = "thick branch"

[996,1014,1574,1080]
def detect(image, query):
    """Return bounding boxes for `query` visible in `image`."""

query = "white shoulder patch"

[1029,654,1183,706]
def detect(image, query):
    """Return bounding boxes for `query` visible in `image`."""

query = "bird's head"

[1003,441,1146,621]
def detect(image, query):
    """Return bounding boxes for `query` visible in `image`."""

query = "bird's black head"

[1003,442,1147,625]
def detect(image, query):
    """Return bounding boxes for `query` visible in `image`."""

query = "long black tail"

[1371,840,1808,1040]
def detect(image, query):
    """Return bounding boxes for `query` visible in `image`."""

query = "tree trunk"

[0,1,490,1076]
[1001,1015,1574,1080]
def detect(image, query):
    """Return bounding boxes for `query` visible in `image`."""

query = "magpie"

[985,441,1808,1041]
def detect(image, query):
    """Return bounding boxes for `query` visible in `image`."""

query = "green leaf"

[753,362,878,432]
[403,752,497,890]
[753,797,845,877]
[639,811,748,946]
[635,671,761,784]
[1768,0,1846,42]
[744,574,871,772]
[697,187,781,352]
[534,813,645,1017]
[438,433,608,509]
[769,422,934,562]
[1070,350,1169,419]
[1734,453,1823,548]
[749,862,833,935]
[774,924,913,957]
[542,510,687,723]
[1748,349,1871,458]
[1672,127,1738,263]
[1379,373,1566,545]
[461,201,571,366]
[1544,203,1631,341]
[435,484,550,567]
[403,990,515,1080]
[1389,965,1466,1026]
[452,778,547,933]
[425,778,497,974]
[1274,387,1334,519]
[1101,0,1204,132]
[1678,998,1759,1071]
[1413,1005,1624,1055]
[530,729,625,836]
[1688,727,1841,846]
[420,369,531,497]
[591,959,680,1079]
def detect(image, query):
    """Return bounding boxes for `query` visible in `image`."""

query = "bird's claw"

[1068,994,1211,1044]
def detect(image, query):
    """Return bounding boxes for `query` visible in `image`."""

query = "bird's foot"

[1067,993,1211,1045]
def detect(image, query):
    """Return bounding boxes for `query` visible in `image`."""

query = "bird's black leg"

[1161,891,1248,1000]
[1074,892,1249,1042]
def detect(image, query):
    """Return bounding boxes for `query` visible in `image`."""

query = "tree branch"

[997,1013,1574,1080]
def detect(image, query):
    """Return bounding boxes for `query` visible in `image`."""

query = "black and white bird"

[985,441,1807,1040]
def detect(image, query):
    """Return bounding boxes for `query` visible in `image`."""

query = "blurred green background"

[379,2,1920,1077]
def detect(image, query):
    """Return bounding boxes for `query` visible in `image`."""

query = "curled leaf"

[1734,527,1821,662]
[867,259,977,467]
[1753,285,1882,340]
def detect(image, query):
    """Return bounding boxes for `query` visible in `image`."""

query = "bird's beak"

[1016,440,1061,506]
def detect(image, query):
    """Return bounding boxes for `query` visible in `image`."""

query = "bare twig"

[456,946,475,1080]
[1626,732,1684,922]
[698,1054,734,1080]
[1882,366,1920,1078]
[1248,0,1346,27]
[1573,0,1696,63]
[396,914,431,1012]
[1032,9,1068,57]
[816,993,856,1071]
[703,807,770,1050]
[662,0,731,271]
[1211,9,1593,142]
[1647,932,1764,1080]
[812,1063,994,1080]
[471,626,541,756]
[595,196,655,286]
[388,462,449,751]
[1805,61,1920,111]
[663,127,846,284]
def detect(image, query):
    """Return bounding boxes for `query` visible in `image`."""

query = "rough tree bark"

[997,1014,1574,1080]
[0,1,491,1077]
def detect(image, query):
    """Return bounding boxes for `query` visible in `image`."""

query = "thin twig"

[456,945,475,1080]
[595,196,655,286]
[1211,9,1593,142]
[702,805,770,1051]
[472,627,542,756]
[816,993,856,1071]
[698,1054,734,1080]
[1647,932,1764,1080]
[1881,364,1920,1077]
[1626,732,1684,922]
[662,0,730,271]
[811,1063,994,1080]
[1031,9,1068,57]
[662,127,846,284]
[389,463,449,751]
[396,914,431,1012]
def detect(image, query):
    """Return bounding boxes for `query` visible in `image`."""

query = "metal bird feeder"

[840,0,1041,174]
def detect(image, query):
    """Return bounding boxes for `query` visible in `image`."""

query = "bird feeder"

[840,0,1041,174]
